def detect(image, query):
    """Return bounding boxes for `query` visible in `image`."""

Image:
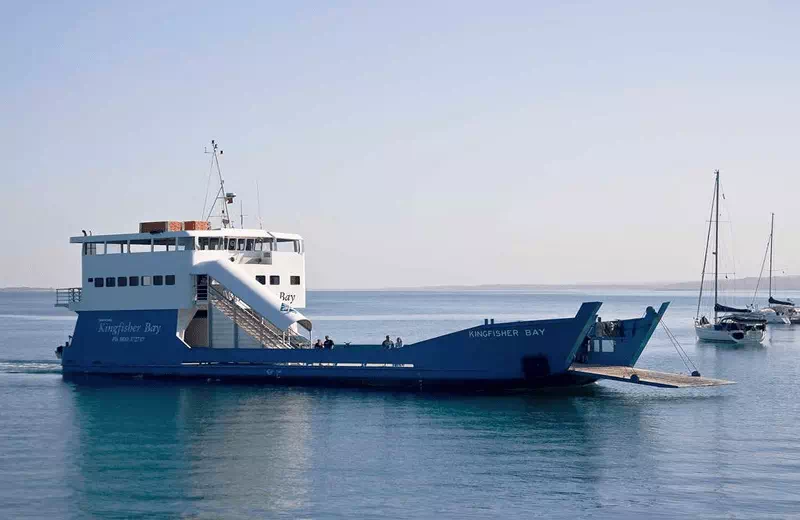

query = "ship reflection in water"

[56,378,773,519]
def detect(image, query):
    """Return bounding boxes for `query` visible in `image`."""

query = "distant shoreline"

[5,275,800,293]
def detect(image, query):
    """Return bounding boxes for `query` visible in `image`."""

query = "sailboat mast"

[769,212,774,298]
[714,170,720,322]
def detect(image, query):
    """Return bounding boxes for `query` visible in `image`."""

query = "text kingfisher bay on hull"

[468,328,546,339]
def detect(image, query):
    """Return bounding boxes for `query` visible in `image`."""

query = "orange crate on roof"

[139,221,182,233]
[183,221,210,231]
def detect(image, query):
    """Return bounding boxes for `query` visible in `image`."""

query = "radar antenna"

[203,140,236,228]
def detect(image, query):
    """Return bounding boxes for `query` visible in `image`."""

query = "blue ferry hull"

[61,303,605,390]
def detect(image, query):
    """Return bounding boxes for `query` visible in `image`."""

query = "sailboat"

[694,170,767,343]
[758,213,800,323]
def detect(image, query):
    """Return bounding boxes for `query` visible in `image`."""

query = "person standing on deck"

[395,337,403,348]
[323,336,334,349]
[382,336,394,348]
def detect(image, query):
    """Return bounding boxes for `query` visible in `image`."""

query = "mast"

[714,170,720,322]
[204,140,236,229]
[696,173,716,320]
[769,212,774,298]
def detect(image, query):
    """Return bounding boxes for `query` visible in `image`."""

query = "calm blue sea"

[1,289,799,519]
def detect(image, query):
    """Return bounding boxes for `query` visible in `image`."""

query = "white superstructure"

[69,228,306,311]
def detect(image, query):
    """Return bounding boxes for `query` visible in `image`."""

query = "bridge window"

[153,238,176,252]
[166,275,175,286]
[275,240,298,253]
[94,278,104,288]
[177,237,195,251]
[117,276,128,287]
[256,275,266,285]
[153,275,163,286]
[129,276,140,286]
[105,277,116,288]
[129,239,152,253]
[270,275,280,285]
[107,241,125,254]
[291,276,301,285]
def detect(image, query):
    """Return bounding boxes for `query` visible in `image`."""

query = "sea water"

[1,289,799,519]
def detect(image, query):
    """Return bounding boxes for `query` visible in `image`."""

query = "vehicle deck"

[569,363,734,388]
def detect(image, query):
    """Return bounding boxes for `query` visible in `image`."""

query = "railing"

[55,287,82,307]
[208,282,310,349]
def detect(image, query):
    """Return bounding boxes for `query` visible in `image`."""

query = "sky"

[2,1,800,289]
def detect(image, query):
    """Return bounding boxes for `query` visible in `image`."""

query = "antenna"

[255,180,264,230]
[239,199,248,229]
[204,140,236,228]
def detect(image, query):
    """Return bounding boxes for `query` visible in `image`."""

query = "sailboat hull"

[753,309,791,324]
[694,323,766,344]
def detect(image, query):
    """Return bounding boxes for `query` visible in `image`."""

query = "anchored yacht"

[694,170,766,344]
[54,142,730,389]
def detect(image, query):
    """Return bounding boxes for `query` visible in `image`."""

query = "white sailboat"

[694,170,767,344]
[758,213,799,323]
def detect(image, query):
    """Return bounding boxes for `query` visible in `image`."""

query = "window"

[177,237,195,251]
[153,275,164,286]
[227,238,236,251]
[94,277,104,288]
[165,275,175,286]
[106,277,116,287]
[238,238,246,251]
[290,276,301,285]
[256,275,266,285]
[153,238,175,252]
[245,239,254,251]
[129,276,140,287]
[275,240,297,252]
[129,239,152,253]
[107,241,125,254]
[88,278,94,283]
[142,276,152,286]
[270,275,280,285]
[118,276,128,287]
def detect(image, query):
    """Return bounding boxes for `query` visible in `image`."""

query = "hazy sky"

[3,1,800,289]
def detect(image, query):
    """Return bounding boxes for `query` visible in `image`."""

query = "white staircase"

[207,282,310,349]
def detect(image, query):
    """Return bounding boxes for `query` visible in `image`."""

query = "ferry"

[54,142,730,390]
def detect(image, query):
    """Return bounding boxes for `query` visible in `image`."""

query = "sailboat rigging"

[694,170,766,343]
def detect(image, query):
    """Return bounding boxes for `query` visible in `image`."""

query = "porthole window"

[94,278,104,288]
[256,275,266,285]
[290,276,301,285]
[106,277,116,288]
[142,276,152,286]
[270,275,280,285]
[165,275,175,286]
[153,275,163,286]
[118,276,128,287]
[129,276,140,287]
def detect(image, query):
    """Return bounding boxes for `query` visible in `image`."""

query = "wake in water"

[0,314,76,321]
[0,360,62,374]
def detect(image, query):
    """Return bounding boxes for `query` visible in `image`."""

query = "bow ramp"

[569,364,733,388]
[193,260,312,349]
